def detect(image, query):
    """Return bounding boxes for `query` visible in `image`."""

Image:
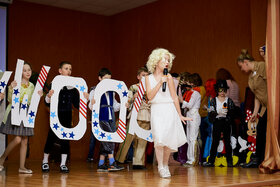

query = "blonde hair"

[146,48,175,73]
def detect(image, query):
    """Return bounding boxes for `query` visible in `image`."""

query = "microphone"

[223,102,227,109]
[162,68,168,92]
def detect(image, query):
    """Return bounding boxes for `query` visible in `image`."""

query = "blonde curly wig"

[146,48,175,73]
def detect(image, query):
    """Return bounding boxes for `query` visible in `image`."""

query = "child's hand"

[161,75,167,84]
[0,93,4,101]
[83,92,89,101]
[11,80,17,88]
[91,98,96,106]
[125,102,130,108]
[38,90,43,97]
[47,90,54,98]
[180,115,192,125]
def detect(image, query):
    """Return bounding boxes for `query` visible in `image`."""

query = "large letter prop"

[50,75,88,140]
[92,79,128,143]
[0,71,12,94]
[11,59,50,128]
[128,77,153,142]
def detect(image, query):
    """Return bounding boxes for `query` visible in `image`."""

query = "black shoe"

[97,164,108,172]
[87,158,94,162]
[242,161,259,168]
[60,165,69,173]
[227,162,233,167]
[42,163,50,172]
[132,165,146,170]
[203,162,214,167]
[108,162,124,171]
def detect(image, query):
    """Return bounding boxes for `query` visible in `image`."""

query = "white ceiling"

[18,0,158,16]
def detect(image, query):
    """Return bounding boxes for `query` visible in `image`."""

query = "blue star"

[11,106,14,109]
[93,112,99,119]
[107,134,112,141]
[69,132,75,139]
[149,133,153,139]
[13,97,19,104]
[53,123,59,130]
[117,83,123,90]
[94,128,100,135]
[28,117,34,124]
[13,89,19,96]
[21,104,27,110]
[29,111,35,117]
[93,121,98,127]
[0,81,6,88]
[100,132,106,139]
[62,132,67,138]
[50,112,56,118]
[122,90,128,97]
[75,85,79,88]
[80,86,85,92]
[61,127,64,131]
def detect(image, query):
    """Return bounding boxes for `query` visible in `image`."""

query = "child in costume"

[88,68,124,172]
[0,62,43,173]
[203,79,235,167]
[115,67,150,169]
[42,61,81,173]
[145,48,191,178]
[180,74,201,167]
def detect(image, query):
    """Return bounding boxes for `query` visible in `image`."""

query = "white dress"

[148,74,187,152]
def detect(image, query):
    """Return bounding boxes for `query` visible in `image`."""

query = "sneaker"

[42,163,49,172]
[97,164,108,172]
[202,162,214,167]
[183,163,193,167]
[158,167,170,178]
[60,165,69,173]
[108,162,124,171]
[163,166,171,177]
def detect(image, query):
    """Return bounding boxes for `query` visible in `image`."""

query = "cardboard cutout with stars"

[11,59,50,128]
[0,71,12,94]
[128,77,153,142]
[50,75,88,140]
[91,79,128,143]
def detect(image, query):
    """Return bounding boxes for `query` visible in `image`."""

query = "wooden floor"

[1,160,280,187]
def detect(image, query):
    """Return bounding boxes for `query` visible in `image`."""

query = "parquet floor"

[1,160,280,187]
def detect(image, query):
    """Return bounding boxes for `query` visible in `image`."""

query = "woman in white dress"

[145,48,192,178]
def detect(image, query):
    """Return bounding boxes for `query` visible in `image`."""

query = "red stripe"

[41,67,48,77]
[118,122,125,130]
[80,100,86,109]
[117,131,125,140]
[80,110,87,119]
[118,127,126,135]
[38,79,44,88]
[38,74,46,83]
[119,119,125,126]
[134,103,139,112]
[40,69,47,81]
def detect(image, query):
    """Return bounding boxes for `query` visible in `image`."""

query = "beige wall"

[6,0,267,160]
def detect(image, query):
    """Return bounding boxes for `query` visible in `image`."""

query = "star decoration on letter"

[13,97,19,104]
[13,89,19,96]
[100,132,106,139]
[28,117,34,124]
[122,90,128,97]
[21,104,27,110]
[53,123,59,130]
[0,81,6,88]
[62,132,67,138]
[93,121,98,127]
[94,129,100,135]
[69,132,75,139]
[117,83,123,90]
[80,86,85,92]
[149,133,153,139]
[50,112,56,118]
[93,112,99,119]
[107,134,112,141]
[29,111,35,117]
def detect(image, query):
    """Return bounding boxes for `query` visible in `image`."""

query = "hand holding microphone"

[162,68,168,92]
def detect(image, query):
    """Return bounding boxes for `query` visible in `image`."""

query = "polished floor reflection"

[0,161,280,187]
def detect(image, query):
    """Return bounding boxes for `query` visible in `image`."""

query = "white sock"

[43,153,49,164]
[60,154,67,166]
